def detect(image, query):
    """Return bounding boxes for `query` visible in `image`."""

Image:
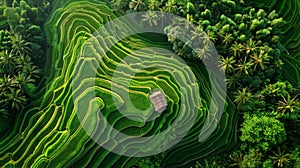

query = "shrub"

[240,114,286,151]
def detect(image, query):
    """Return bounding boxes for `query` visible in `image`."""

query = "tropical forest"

[0,0,299,167]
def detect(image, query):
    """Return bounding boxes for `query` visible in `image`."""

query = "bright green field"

[0,1,235,167]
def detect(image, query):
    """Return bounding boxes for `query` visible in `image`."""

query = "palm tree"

[230,42,244,57]
[206,30,217,43]
[226,74,241,89]
[229,152,244,167]
[0,50,15,73]
[15,54,31,66]
[195,45,212,60]
[7,88,26,111]
[21,62,40,79]
[201,33,215,47]
[10,33,32,56]
[186,14,196,25]
[276,94,300,116]
[129,0,146,11]
[234,87,253,109]
[15,55,32,72]
[243,38,258,55]
[0,75,16,93]
[188,26,209,47]
[142,12,159,26]
[236,58,253,75]
[251,50,270,71]
[148,0,161,10]
[219,56,236,73]
[162,0,177,13]
[270,147,291,168]
[14,72,35,88]
[222,33,233,45]
[176,47,187,58]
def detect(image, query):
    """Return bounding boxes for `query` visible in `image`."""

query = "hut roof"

[149,91,167,113]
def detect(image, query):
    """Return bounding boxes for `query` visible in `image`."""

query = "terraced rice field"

[0,0,243,167]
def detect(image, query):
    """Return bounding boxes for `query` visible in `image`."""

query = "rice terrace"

[0,0,299,167]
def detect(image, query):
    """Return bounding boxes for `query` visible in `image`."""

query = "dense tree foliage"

[0,0,50,135]
[240,114,286,151]
[3,0,48,65]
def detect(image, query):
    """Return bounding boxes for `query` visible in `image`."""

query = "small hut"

[149,91,167,113]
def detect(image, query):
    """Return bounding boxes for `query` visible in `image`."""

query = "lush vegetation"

[0,0,51,134]
[0,0,299,167]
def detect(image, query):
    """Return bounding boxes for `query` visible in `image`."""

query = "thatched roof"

[149,91,167,113]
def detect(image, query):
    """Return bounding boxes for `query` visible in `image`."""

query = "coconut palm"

[230,42,244,57]
[219,56,236,73]
[0,50,15,73]
[236,58,253,75]
[251,49,270,71]
[15,55,32,71]
[222,33,234,45]
[129,0,146,11]
[201,33,215,47]
[229,152,244,167]
[176,47,187,58]
[270,147,291,168]
[206,30,217,43]
[234,87,253,109]
[0,75,16,93]
[162,0,177,13]
[142,12,159,26]
[7,88,26,111]
[243,38,258,55]
[195,45,212,60]
[10,33,32,56]
[148,0,161,10]
[21,62,40,79]
[226,74,241,89]
[186,14,196,25]
[14,72,35,88]
[188,26,208,47]
[15,54,31,65]
[276,94,300,116]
